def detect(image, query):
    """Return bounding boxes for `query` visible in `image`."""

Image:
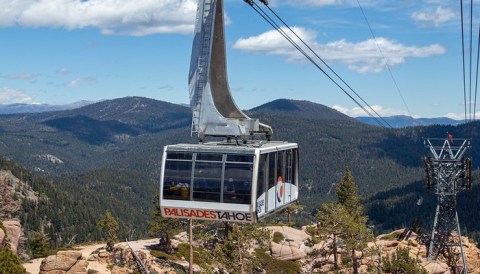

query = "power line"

[259,1,392,128]
[243,0,392,128]
[469,0,473,121]
[474,17,480,120]
[460,0,468,123]
[355,0,413,119]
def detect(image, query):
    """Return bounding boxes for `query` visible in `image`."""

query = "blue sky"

[0,0,477,119]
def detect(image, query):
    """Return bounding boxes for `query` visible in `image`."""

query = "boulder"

[110,266,128,274]
[40,251,82,272]
[0,226,5,248]
[422,261,450,274]
[266,226,310,243]
[3,219,22,254]
[67,259,88,273]
[270,242,306,261]
[173,231,188,243]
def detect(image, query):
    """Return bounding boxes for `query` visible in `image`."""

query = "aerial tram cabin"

[159,0,299,222]
[160,141,299,222]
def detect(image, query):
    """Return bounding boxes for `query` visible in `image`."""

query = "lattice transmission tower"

[422,137,472,274]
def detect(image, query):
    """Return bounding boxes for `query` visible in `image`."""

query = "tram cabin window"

[163,152,193,200]
[162,151,254,204]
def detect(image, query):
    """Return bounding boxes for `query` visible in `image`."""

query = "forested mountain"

[0,96,478,243]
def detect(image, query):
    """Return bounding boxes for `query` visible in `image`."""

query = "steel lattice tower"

[422,137,472,274]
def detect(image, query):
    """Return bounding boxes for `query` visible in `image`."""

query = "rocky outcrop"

[266,226,310,261]
[3,219,22,254]
[266,226,480,274]
[0,226,5,248]
[88,244,155,273]
[0,170,38,202]
[39,250,88,274]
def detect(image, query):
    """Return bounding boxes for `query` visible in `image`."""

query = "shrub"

[273,231,285,244]
[255,248,301,274]
[378,231,402,240]
[0,248,26,274]
[383,247,427,274]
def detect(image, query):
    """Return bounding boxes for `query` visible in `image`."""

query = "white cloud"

[444,112,464,120]
[56,67,70,74]
[65,77,97,87]
[332,104,409,117]
[0,0,197,36]
[0,87,35,104]
[411,6,456,26]
[2,73,36,80]
[233,27,446,73]
[443,112,480,121]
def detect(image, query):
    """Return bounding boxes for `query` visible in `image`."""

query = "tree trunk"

[352,249,358,274]
[189,219,193,274]
[333,235,338,269]
[238,243,243,274]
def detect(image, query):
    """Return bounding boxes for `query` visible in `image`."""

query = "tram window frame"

[256,154,267,215]
[163,151,256,204]
[162,153,193,201]
[167,152,193,160]
[192,153,223,203]
[293,148,298,187]
[277,150,285,183]
[268,152,277,190]
[223,159,253,204]
[286,149,292,184]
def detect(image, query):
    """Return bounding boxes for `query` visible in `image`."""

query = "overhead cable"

[258,0,392,128]
[355,0,413,119]
[474,19,480,120]
[243,0,392,128]
[469,0,473,121]
[460,0,468,122]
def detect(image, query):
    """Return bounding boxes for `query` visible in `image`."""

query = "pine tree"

[281,203,304,226]
[147,195,182,254]
[28,231,50,258]
[313,202,353,269]
[0,248,26,274]
[214,223,270,274]
[335,167,362,219]
[97,210,119,251]
[312,168,373,274]
[335,168,372,274]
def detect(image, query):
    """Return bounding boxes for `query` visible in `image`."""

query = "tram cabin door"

[255,148,299,219]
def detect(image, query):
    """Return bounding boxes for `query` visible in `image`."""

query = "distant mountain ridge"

[356,115,462,128]
[0,100,96,114]
[0,99,463,128]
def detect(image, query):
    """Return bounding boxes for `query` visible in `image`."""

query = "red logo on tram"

[276,176,284,203]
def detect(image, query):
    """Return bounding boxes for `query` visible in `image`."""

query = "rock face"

[266,226,480,274]
[0,226,5,249]
[3,219,22,254]
[89,244,155,273]
[266,226,310,261]
[39,251,88,274]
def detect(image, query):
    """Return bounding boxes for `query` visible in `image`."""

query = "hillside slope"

[0,97,479,241]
